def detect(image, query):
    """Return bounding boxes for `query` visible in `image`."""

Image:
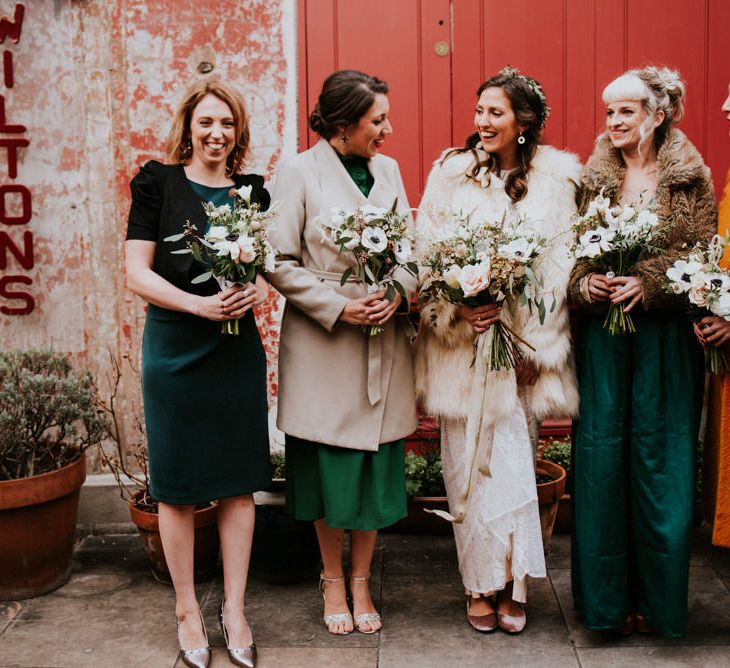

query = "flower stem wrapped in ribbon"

[321,199,419,335]
[164,184,278,335]
[666,234,730,374]
[572,190,661,335]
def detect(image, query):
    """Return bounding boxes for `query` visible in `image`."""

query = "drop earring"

[517,133,526,145]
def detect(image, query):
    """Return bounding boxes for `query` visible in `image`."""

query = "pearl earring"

[517,133,526,145]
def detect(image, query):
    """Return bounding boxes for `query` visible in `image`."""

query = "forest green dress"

[285,153,407,531]
[127,163,271,505]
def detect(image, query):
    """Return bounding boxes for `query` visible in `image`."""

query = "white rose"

[236,236,257,264]
[443,264,463,289]
[458,261,491,298]
[688,286,708,307]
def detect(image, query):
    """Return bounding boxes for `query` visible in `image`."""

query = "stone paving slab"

[1,529,729,667]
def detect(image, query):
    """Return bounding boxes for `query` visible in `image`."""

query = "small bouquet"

[419,212,549,370]
[572,191,660,335]
[666,235,730,374]
[164,184,278,335]
[321,200,418,335]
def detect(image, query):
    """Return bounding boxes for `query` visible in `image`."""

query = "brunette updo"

[309,70,389,139]
[445,69,549,203]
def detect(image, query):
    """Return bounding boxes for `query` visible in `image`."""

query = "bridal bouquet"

[164,183,278,335]
[419,213,549,370]
[666,235,730,374]
[321,200,418,335]
[572,191,660,335]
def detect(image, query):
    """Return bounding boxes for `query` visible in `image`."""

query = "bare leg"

[158,502,206,650]
[314,518,353,634]
[350,529,381,632]
[218,494,255,647]
[468,592,496,617]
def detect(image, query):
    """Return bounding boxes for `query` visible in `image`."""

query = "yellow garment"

[708,168,730,548]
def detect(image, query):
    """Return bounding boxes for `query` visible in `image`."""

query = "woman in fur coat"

[567,67,717,638]
[415,68,580,634]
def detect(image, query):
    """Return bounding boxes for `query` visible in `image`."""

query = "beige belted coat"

[267,139,418,452]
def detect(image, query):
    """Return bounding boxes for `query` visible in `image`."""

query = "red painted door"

[300,0,730,201]
[297,0,453,206]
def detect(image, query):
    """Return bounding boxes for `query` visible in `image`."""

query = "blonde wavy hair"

[165,79,250,176]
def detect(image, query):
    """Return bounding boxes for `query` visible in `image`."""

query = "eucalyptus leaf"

[163,233,186,242]
[191,271,213,284]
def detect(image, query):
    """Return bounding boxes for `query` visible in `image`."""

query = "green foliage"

[0,350,109,481]
[540,438,571,473]
[271,452,286,480]
[404,441,446,498]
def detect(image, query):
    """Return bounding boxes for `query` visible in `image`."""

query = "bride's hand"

[457,303,500,334]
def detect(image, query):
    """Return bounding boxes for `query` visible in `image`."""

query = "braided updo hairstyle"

[602,66,685,154]
[309,70,389,139]
[444,69,549,203]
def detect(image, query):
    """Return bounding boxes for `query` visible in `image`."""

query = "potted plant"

[389,439,451,535]
[0,350,108,600]
[539,437,571,533]
[535,455,567,553]
[99,355,220,584]
[250,448,320,584]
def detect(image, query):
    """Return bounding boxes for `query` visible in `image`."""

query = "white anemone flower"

[394,238,412,263]
[710,292,730,318]
[206,225,229,243]
[498,237,535,262]
[361,226,388,254]
[666,260,702,291]
[703,272,730,293]
[635,209,659,229]
[576,227,615,258]
[360,204,388,221]
[327,207,348,228]
[235,184,253,203]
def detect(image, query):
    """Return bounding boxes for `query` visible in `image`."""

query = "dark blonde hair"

[165,79,250,175]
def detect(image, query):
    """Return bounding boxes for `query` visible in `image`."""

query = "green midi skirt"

[141,305,271,505]
[571,310,703,638]
[284,435,407,531]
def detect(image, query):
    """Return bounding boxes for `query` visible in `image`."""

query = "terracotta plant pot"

[536,459,567,554]
[0,454,86,600]
[387,496,453,535]
[128,491,220,584]
[554,493,571,534]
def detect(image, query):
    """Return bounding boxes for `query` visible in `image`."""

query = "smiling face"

[340,93,392,158]
[605,98,663,154]
[723,83,730,134]
[474,86,525,169]
[188,93,236,170]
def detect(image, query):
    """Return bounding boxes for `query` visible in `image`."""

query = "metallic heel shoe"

[319,572,354,635]
[177,610,211,668]
[466,595,498,633]
[220,601,257,668]
[350,574,382,634]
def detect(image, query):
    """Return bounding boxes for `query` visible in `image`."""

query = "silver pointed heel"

[350,574,382,634]
[177,610,211,668]
[319,572,354,635]
[220,601,257,668]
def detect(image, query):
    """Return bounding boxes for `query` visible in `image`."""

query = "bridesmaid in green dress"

[125,79,270,668]
[267,70,418,636]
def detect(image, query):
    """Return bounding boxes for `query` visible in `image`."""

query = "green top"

[338,153,374,197]
[188,180,235,207]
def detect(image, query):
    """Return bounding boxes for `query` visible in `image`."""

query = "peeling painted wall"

[0,0,296,469]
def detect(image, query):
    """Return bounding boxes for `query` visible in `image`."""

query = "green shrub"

[271,452,286,480]
[404,440,446,498]
[0,350,108,480]
[540,438,571,473]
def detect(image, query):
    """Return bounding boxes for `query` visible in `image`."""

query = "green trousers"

[571,310,703,638]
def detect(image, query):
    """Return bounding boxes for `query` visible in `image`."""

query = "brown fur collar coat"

[568,129,717,310]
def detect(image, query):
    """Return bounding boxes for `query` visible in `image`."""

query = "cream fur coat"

[415,145,581,421]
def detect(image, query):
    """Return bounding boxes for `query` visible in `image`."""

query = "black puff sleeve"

[126,160,166,241]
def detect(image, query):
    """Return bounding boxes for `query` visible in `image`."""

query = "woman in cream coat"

[267,70,417,636]
[415,68,579,633]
